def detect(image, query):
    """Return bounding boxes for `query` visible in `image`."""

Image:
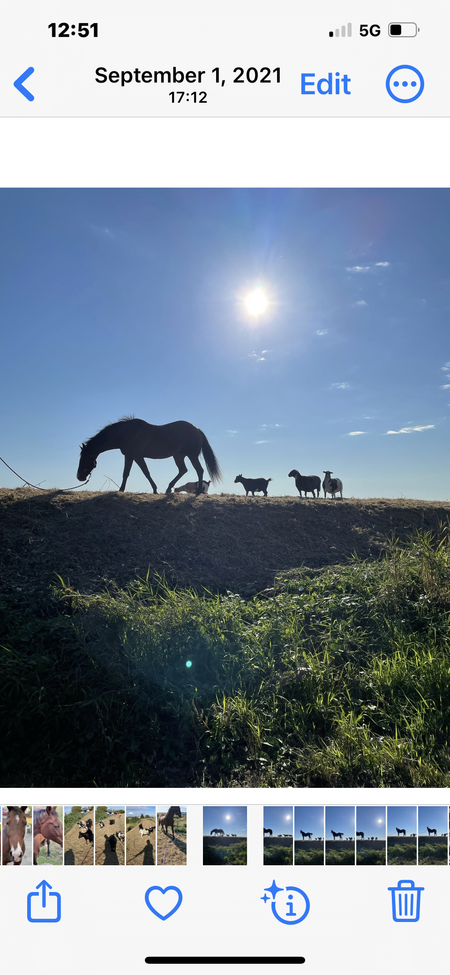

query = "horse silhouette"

[395,828,406,836]
[210,828,224,836]
[300,830,313,840]
[331,830,344,840]
[263,828,273,836]
[77,416,222,495]
[426,827,437,835]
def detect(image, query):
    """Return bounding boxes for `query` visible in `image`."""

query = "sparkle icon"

[261,880,310,925]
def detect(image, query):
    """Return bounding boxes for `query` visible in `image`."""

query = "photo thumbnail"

[326,807,355,865]
[126,806,156,865]
[2,806,32,866]
[95,807,125,865]
[157,806,187,866]
[64,807,94,865]
[203,807,247,865]
[418,806,448,866]
[356,806,386,865]
[263,806,293,865]
[33,805,63,865]
[294,806,324,865]
[387,806,417,865]
[1,189,449,789]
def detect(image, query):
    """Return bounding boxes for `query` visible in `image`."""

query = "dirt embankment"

[95,812,125,865]
[126,819,156,866]
[64,808,94,866]
[1,488,450,596]
[156,820,187,866]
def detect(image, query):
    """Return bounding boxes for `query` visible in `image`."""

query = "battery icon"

[388,23,418,36]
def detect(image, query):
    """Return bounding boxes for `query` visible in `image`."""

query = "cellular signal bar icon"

[329,23,352,37]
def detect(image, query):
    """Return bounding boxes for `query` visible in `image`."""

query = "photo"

[356,807,386,865]
[418,806,448,866]
[387,807,417,866]
[325,807,355,865]
[126,806,156,866]
[157,806,187,866]
[95,807,125,865]
[203,807,247,865]
[263,806,293,866]
[1,806,32,866]
[294,807,324,866]
[1,189,450,789]
[33,806,63,865]
[64,806,94,865]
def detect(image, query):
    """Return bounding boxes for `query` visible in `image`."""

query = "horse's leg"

[187,452,204,496]
[47,839,50,858]
[166,454,188,494]
[135,456,158,493]
[119,455,133,492]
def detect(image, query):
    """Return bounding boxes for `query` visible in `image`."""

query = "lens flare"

[245,288,268,316]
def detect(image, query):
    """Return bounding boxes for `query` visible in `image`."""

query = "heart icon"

[144,885,183,920]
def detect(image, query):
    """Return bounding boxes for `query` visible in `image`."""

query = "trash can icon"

[388,880,424,922]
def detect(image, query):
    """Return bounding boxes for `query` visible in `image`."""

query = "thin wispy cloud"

[226,430,238,436]
[346,262,390,273]
[347,431,366,436]
[248,350,267,362]
[255,440,269,444]
[316,329,328,335]
[332,382,350,389]
[440,385,450,390]
[261,423,282,430]
[353,300,367,306]
[385,424,435,435]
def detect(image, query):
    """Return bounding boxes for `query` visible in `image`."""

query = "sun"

[245,288,268,316]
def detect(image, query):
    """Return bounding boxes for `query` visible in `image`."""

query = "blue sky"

[203,806,247,836]
[295,806,324,836]
[356,806,386,838]
[387,806,417,835]
[417,806,447,835]
[264,805,293,835]
[1,189,449,498]
[326,806,355,838]
[127,806,155,818]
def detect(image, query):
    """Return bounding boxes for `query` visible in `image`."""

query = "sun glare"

[245,288,268,316]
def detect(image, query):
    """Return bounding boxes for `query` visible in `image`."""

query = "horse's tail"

[199,430,222,483]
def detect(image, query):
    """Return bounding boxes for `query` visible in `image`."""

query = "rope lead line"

[0,455,91,492]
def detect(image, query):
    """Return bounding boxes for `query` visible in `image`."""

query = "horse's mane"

[33,807,55,826]
[85,415,136,445]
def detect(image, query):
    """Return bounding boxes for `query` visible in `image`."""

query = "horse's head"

[77,442,97,481]
[6,806,27,864]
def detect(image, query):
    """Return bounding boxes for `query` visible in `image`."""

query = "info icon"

[386,64,424,103]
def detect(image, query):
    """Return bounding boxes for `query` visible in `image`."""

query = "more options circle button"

[386,65,424,102]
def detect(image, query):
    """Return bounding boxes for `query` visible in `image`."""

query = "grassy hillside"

[1,489,450,788]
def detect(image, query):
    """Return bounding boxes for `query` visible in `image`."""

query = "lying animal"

[174,480,210,494]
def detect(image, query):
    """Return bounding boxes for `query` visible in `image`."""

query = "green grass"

[418,843,447,865]
[1,528,450,787]
[356,847,386,865]
[387,842,417,865]
[295,845,324,865]
[264,843,293,866]
[203,840,247,865]
[325,846,355,865]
